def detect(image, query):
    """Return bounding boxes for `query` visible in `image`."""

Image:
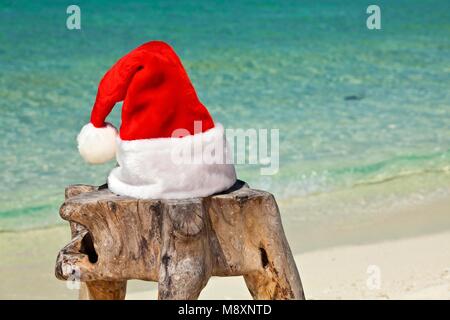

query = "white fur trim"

[77,123,118,164]
[108,124,237,199]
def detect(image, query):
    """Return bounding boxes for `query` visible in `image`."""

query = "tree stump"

[55,181,305,300]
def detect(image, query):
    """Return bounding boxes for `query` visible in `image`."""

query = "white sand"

[126,231,450,300]
[299,231,450,299]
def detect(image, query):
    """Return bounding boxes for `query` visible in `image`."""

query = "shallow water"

[1,0,449,231]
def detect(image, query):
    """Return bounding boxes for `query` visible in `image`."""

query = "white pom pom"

[77,123,118,164]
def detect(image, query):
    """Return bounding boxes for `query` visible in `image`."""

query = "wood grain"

[55,181,305,300]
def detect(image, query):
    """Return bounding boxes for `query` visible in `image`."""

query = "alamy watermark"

[366,5,381,30]
[66,5,81,30]
[63,264,81,290]
[366,264,382,290]
[170,121,279,175]
[67,4,381,31]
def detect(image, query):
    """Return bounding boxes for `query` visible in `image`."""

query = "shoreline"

[0,195,449,299]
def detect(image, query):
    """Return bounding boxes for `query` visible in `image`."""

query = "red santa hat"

[77,41,236,199]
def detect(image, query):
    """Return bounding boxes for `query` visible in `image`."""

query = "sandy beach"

[127,231,450,300]
[1,196,449,300]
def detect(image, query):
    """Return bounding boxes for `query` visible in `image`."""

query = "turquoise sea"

[1,0,449,232]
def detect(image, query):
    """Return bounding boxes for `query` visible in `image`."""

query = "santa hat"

[77,41,236,199]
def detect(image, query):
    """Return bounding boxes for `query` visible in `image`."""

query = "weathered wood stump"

[55,181,305,300]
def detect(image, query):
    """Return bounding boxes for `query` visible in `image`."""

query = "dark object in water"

[344,95,364,101]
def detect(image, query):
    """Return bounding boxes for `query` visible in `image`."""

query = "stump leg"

[158,255,209,300]
[243,194,305,300]
[242,242,305,299]
[157,200,211,300]
[244,265,304,300]
[243,243,305,299]
[64,186,128,300]
[79,280,127,300]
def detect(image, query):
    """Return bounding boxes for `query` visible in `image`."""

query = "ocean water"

[1,0,449,231]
